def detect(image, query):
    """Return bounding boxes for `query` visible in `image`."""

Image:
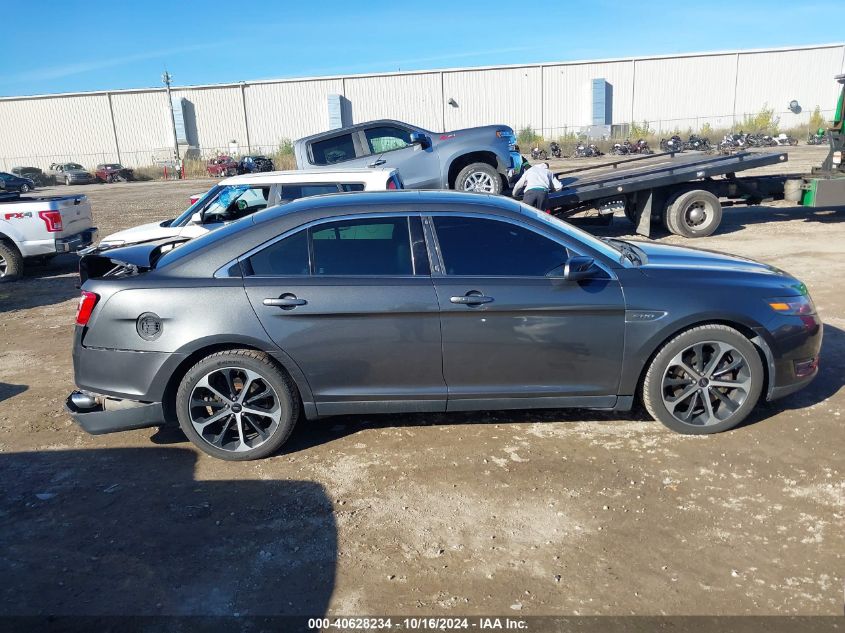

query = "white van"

[96,167,402,249]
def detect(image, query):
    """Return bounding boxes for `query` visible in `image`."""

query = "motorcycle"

[530,145,548,161]
[772,133,798,146]
[632,139,653,154]
[549,141,562,158]
[807,132,828,145]
[574,142,603,158]
[659,135,684,152]
[684,134,712,152]
[611,140,631,155]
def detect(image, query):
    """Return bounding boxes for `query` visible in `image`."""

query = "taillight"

[76,291,99,326]
[387,177,398,190]
[38,210,63,232]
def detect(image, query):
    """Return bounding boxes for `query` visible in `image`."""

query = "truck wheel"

[175,349,300,461]
[455,163,502,194]
[642,324,763,434]
[665,190,722,238]
[0,241,23,283]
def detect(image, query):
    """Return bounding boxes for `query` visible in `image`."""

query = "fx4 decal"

[4,212,33,220]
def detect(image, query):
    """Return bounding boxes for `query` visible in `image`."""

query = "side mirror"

[563,256,596,281]
[190,211,202,225]
[410,132,431,149]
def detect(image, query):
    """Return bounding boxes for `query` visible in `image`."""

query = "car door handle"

[450,294,493,305]
[368,159,386,167]
[263,295,307,308]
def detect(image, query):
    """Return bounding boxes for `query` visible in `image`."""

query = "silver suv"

[294,119,523,194]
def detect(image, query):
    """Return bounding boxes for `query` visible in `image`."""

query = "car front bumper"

[759,314,823,402]
[65,392,165,435]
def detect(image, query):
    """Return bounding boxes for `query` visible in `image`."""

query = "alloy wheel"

[462,171,496,192]
[0,254,7,278]
[189,366,282,453]
[660,341,752,427]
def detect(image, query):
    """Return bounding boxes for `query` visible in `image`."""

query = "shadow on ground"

[0,255,80,313]
[0,382,27,403]
[0,448,336,617]
[584,204,845,240]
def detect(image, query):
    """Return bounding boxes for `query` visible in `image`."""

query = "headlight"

[766,295,816,315]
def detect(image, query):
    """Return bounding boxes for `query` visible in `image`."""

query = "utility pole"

[162,70,180,161]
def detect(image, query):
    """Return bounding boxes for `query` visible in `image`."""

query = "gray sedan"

[67,191,822,460]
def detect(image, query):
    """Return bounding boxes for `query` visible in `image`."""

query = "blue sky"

[2,0,842,97]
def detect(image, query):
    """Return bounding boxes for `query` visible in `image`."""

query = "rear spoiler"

[79,238,189,282]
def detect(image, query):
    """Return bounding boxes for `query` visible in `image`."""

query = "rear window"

[311,134,356,165]
[311,217,412,276]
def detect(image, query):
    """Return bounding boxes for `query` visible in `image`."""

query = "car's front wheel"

[456,162,502,194]
[19,183,31,193]
[176,349,300,460]
[642,324,764,434]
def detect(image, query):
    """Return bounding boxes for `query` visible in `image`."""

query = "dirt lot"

[0,147,842,618]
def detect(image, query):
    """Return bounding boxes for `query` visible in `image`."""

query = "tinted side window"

[311,217,412,276]
[247,230,309,276]
[364,126,411,153]
[341,183,365,192]
[432,216,569,276]
[311,134,356,165]
[279,184,340,203]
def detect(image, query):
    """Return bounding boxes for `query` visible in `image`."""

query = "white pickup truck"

[0,188,98,282]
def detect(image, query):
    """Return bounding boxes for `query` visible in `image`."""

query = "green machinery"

[799,73,845,207]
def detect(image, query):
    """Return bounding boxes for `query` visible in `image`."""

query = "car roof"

[219,168,397,186]
[252,190,522,223]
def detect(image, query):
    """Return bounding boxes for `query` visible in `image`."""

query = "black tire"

[642,324,764,434]
[175,349,300,461]
[0,241,23,283]
[454,162,502,194]
[65,177,71,186]
[664,189,722,238]
[19,183,31,193]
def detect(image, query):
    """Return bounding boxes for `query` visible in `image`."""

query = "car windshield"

[66,163,84,170]
[171,185,222,227]
[102,164,121,169]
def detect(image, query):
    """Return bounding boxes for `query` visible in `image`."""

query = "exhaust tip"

[70,391,98,410]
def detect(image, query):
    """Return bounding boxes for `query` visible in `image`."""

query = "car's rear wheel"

[176,349,300,461]
[642,324,764,434]
[456,162,502,194]
[0,241,23,283]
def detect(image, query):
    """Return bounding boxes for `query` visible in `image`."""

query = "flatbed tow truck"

[546,73,845,239]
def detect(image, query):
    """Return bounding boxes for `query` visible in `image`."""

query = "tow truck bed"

[547,150,789,237]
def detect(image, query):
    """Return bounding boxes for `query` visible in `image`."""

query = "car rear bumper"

[57,228,98,253]
[65,391,165,435]
[19,228,98,257]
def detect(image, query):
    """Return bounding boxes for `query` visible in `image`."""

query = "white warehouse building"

[0,43,843,170]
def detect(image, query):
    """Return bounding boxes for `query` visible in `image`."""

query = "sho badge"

[136,312,163,341]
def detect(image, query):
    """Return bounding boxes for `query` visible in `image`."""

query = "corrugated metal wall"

[1,44,843,170]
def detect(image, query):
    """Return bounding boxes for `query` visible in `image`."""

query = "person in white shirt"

[511,163,563,211]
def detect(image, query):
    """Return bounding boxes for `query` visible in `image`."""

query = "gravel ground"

[0,146,842,618]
